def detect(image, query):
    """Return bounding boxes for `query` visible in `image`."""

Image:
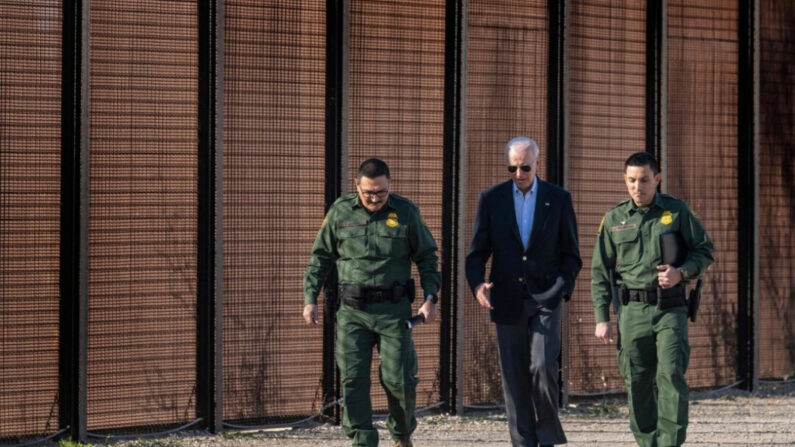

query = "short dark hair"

[357,158,391,180]
[625,152,660,174]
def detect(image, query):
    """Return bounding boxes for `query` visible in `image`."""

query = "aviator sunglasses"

[507,165,532,173]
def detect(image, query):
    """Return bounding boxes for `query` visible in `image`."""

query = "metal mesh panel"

[0,0,61,439]
[462,0,548,407]
[758,0,795,379]
[567,0,646,393]
[666,0,738,388]
[222,1,326,421]
[87,0,198,431]
[348,0,445,410]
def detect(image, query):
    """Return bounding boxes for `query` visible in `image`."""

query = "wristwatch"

[425,293,439,304]
[678,266,689,280]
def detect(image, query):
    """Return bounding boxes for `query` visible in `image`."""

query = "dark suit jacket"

[466,179,582,324]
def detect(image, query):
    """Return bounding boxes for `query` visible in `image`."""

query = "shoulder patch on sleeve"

[597,216,605,235]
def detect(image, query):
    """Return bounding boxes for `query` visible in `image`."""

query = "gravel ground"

[75,381,795,447]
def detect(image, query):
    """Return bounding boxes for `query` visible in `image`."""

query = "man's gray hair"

[504,136,540,162]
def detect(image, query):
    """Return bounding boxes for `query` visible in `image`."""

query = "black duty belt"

[339,281,412,310]
[626,284,686,305]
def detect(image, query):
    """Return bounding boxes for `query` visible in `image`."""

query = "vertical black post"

[324,0,346,423]
[197,0,222,433]
[60,0,89,441]
[442,0,464,415]
[737,0,758,392]
[646,0,664,159]
[548,0,567,407]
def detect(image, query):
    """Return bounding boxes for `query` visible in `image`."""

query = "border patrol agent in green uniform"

[591,153,714,447]
[303,158,441,447]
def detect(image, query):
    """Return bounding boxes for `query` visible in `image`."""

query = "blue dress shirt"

[513,177,538,249]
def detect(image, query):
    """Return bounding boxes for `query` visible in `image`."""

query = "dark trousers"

[496,299,566,447]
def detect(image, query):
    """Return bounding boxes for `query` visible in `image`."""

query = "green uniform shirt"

[591,193,714,323]
[303,193,441,305]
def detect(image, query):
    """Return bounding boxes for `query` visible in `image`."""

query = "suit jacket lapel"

[527,180,549,251]
[501,181,522,245]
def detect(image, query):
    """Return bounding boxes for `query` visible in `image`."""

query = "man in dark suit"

[466,136,581,447]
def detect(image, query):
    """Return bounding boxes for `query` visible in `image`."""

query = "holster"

[619,284,630,306]
[609,269,620,315]
[406,278,416,303]
[687,278,703,322]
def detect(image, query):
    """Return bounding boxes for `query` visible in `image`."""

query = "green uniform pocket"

[612,228,641,264]
[374,223,409,258]
[337,225,368,257]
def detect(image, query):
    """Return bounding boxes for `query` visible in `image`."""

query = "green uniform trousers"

[618,302,690,447]
[336,299,418,447]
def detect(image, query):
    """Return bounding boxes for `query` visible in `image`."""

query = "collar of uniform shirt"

[630,192,664,214]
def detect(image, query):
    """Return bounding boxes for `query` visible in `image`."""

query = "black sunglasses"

[507,165,532,173]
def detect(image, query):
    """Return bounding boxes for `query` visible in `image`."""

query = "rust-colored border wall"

[667,0,739,388]
[758,0,795,379]
[0,0,62,438]
[222,0,327,421]
[87,0,199,431]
